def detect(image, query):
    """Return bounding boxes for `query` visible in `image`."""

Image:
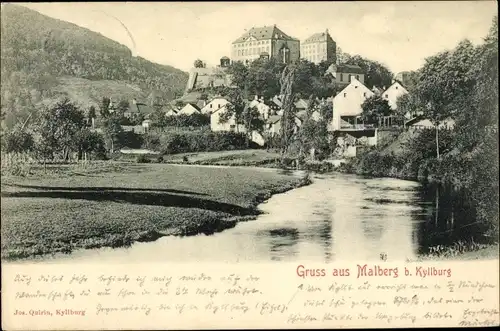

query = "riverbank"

[1,162,311,260]
[415,243,499,261]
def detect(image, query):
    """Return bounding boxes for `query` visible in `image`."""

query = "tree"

[395,93,422,126]
[414,39,477,158]
[103,114,123,153]
[297,117,330,161]
[361,95,391,125]
[319,101,333,122]
[194,59,205,68]
[2,128,34,154]
[100,97,111,118]
[279,65,298,156]
[72,128,105,161]
[226,61,249,90]
[343,55,393,88]
[34,98,85,161]
[88,105,96,125]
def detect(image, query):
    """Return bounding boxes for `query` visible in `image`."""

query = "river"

[7,171,491,264]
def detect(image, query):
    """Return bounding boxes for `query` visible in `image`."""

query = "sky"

[19,1,497,74]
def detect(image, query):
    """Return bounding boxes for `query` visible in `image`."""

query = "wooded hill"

[0,4,188,129]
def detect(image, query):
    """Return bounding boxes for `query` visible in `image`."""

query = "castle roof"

[232,25,299,44]
[303,31,333,44]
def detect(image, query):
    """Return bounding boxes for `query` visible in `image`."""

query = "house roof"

[295,110,308,121]
[232,25,299,44]
[336,64,364,74]
[294,99,309,109]
[184,103,201,111]
[302,31,333,44]
[271,95,283,108]
[266,115,282,124]
[126,100,154,115]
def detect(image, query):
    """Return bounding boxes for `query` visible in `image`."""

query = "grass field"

[1,162,310,260]
[162,149,282,167]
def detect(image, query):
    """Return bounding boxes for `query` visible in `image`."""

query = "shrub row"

[142,129,260,155]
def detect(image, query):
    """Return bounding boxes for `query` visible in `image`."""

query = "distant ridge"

[0,4,188,127]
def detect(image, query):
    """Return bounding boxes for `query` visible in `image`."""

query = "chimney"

[132,98,137,105]
[325,28,329,35]
[254,95,258,100]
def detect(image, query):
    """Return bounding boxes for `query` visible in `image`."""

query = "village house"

[265,115,282,136]
[382,80,409,110]
[178,103,201,115]
[201,97,230,114]
[331,76,374,131]
[249,96,272,119]
[123,99,154,119]
[325,64,365,89]
[165,108,178,117]
[210,103,246,133]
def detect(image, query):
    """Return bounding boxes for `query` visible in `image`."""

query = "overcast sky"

[20,1,497,73]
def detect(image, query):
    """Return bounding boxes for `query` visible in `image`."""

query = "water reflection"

[7,172,494,264]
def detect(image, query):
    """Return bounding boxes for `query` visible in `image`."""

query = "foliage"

[33,98,85,160]
[164,113,210,127]
[193,59,205,68]
[151,130,256,155]
[342,55,393,88]
[72,128,106,159]
[346,15,499,230]
[297,117,330,160]
[102,114,123,153]
[361,95,392,124]
[1,128,34,153]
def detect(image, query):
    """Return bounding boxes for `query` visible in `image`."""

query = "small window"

[385,94,388,98]
[395,86,398,89]
[210,104,213,108]
[363,92,366,97]
[356,75,359,79]
[344,93,347,97]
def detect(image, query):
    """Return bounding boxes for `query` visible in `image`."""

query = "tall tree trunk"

[435,125,440,159]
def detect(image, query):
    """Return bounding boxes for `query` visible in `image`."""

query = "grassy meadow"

[1,162,310,260]
[161,149,282,167]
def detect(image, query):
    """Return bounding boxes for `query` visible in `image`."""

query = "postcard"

[1,1,499,330]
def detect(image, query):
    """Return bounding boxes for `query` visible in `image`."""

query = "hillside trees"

[341,55,393,88]
[361,95,392,125]
[0,4,187,128]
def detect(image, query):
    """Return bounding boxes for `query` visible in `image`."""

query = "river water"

[8,171,491,264]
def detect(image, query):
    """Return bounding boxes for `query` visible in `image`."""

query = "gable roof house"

[331,76,374,131]
[178,103,201,116]
[327,64,366,89]
[201,97,230,114]
[123,99,154,119]
[210,102,246,133]
[382,80,409,110]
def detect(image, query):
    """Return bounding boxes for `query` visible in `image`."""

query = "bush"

[164,113,210,127]
[158,129,255,155]
[156,156,164,163]
[135,154,150,163]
